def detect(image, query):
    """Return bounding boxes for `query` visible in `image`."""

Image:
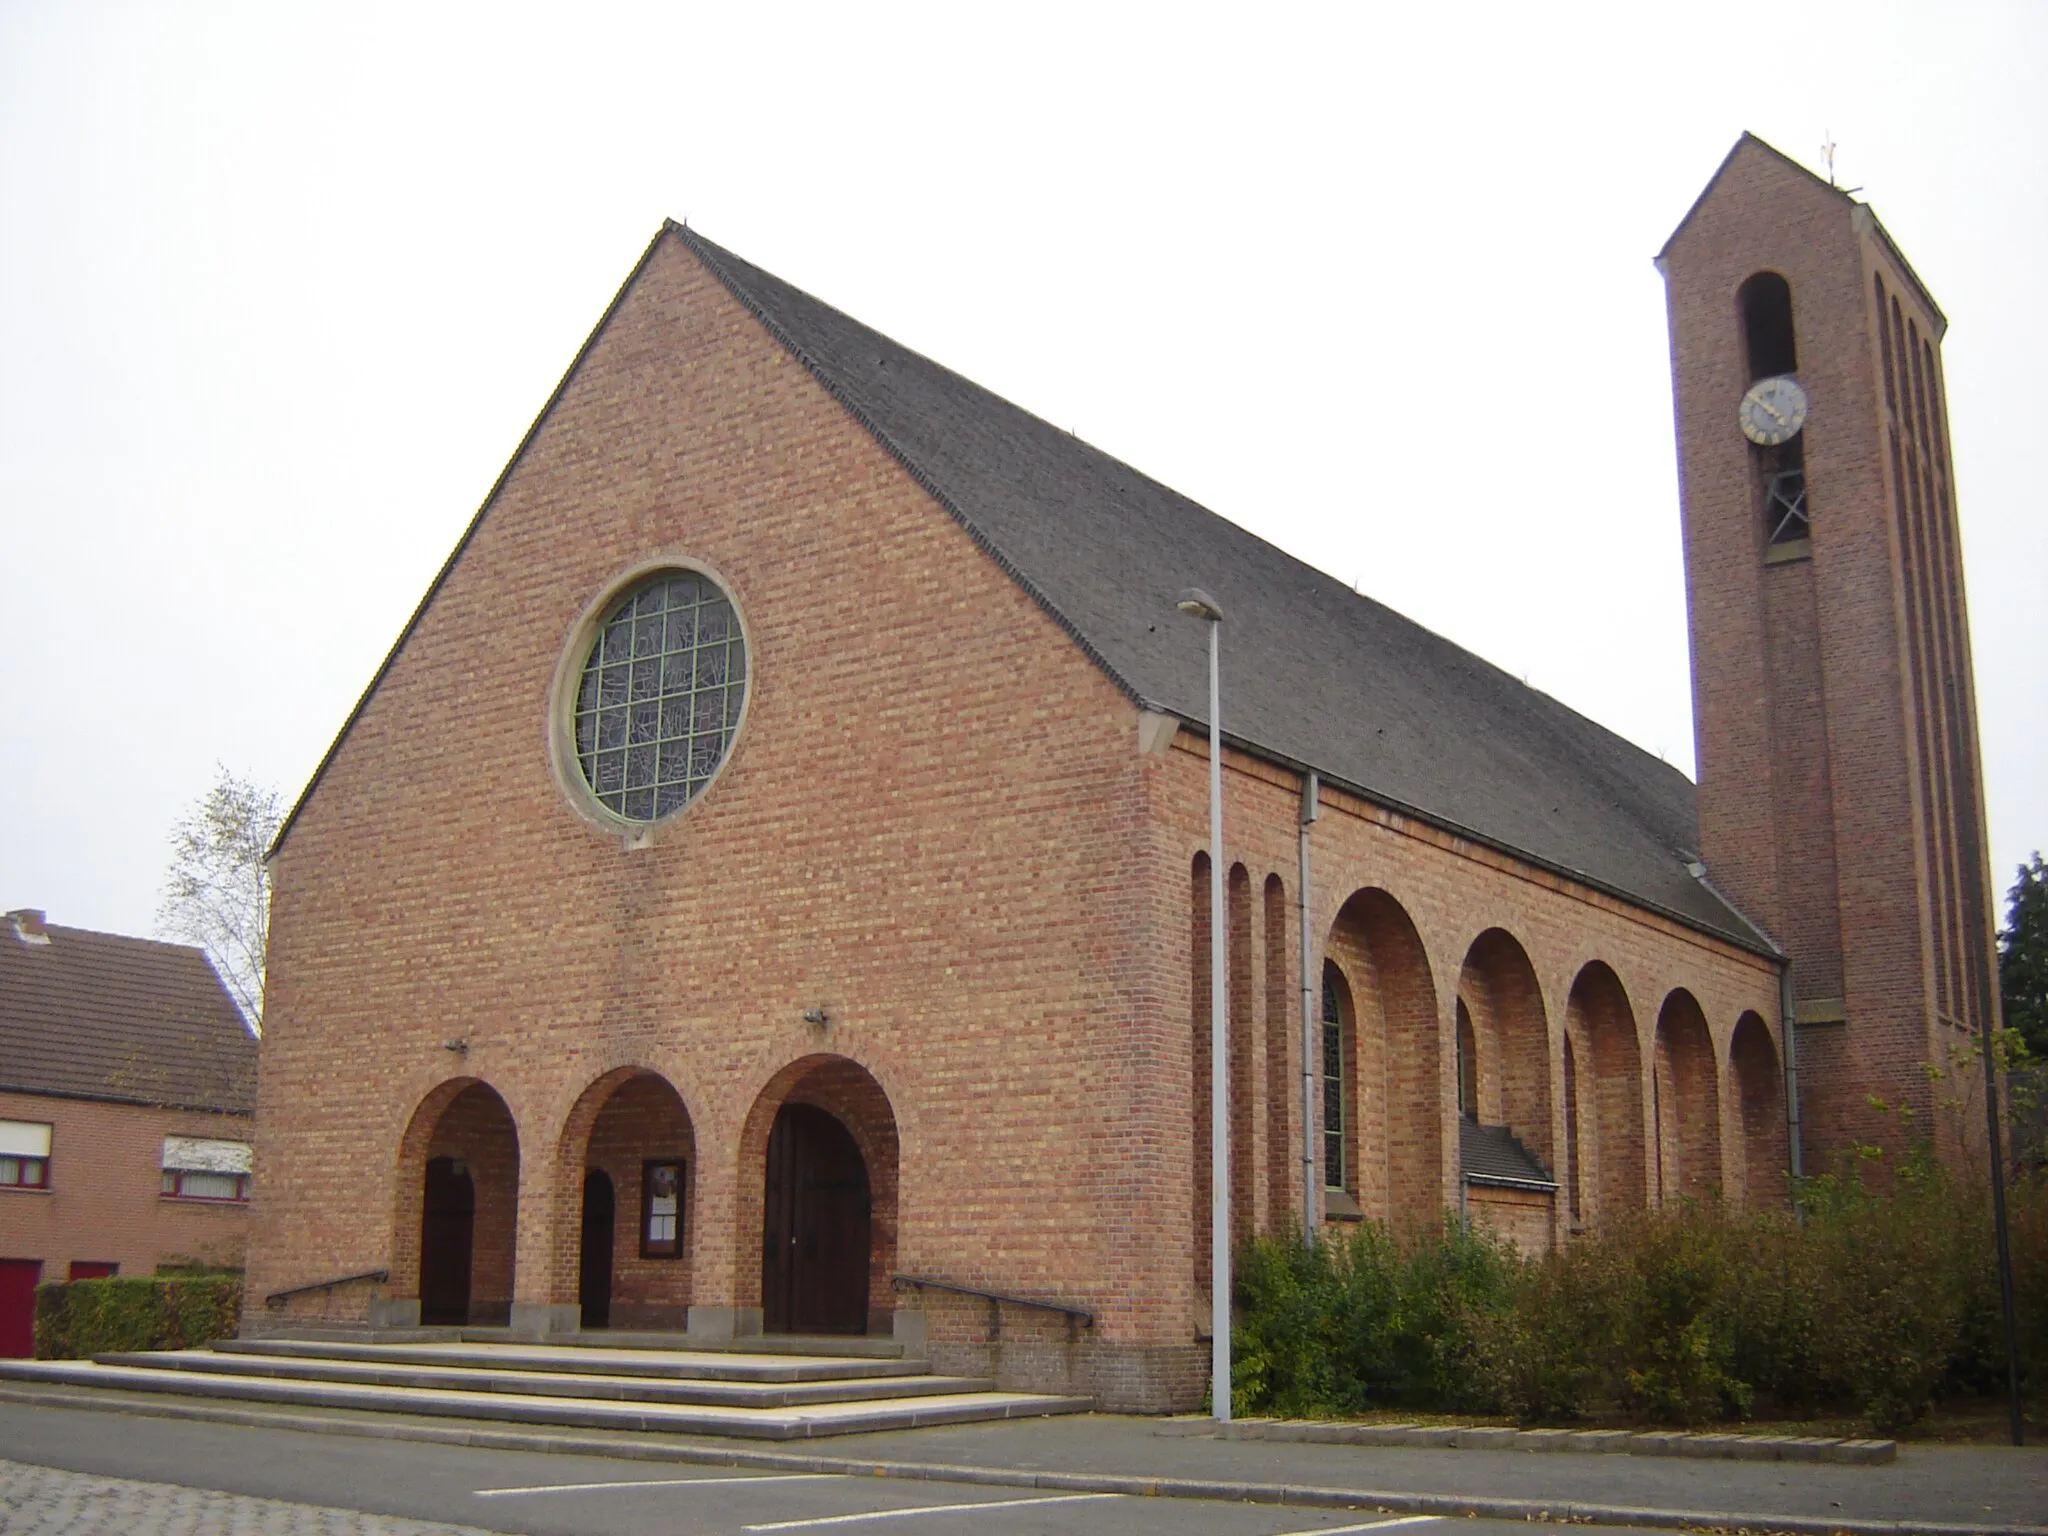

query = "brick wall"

[0,1090,250,1290]
[249,224,1795,1411]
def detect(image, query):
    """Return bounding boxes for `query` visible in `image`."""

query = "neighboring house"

[0,908,258,1356]
[243,135,1999,1411]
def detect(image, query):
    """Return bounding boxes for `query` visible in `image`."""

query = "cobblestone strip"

[0,1457,504,1536]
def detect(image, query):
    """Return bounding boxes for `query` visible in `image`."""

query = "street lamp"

[1177,586,1230,1423]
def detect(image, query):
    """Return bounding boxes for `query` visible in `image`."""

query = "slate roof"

[677,228,1770,951]
[1459,1120,1557,1190]
[0,915,257,1114]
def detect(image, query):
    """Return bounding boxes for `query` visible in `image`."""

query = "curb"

[1193,1416,1897,1465]
[0,1383,2039,1536]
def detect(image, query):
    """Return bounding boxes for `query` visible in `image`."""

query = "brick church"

[243,135,1999,1411]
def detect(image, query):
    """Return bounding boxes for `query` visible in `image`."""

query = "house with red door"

[0,908,258,1355]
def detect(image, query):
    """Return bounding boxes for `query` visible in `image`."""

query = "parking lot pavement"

[0,1402,1678,1536]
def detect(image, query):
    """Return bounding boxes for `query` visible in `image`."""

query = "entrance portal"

[419,1156,475,1325]
[579,1169,616,1329]
[762,1103,871,1335]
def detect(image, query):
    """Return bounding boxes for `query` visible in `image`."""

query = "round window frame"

[547,556,754,838]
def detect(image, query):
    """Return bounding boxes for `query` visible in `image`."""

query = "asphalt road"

[0,1401,1680,1536]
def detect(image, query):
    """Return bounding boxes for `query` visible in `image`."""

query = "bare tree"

[158,766,281,1033]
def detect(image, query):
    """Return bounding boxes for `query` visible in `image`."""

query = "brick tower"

[1659,134,2001,1169]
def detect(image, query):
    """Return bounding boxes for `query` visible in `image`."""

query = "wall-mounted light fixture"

[801,1006,830,1027]
[441,1038,469,1055]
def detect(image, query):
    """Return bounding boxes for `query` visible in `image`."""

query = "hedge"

[34,1274,241,1359]
[1233,1162,2046,1433]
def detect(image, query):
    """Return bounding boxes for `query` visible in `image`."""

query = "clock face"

[1739,375,1809,446]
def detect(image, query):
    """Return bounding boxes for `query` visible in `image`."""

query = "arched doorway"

[393,1079,521,1328]
[579,1170,616,1329]
[420,1155,475,1324]
[739,1055,899,1339]
[763,1103,871,1335]
[554,1069,695,1332]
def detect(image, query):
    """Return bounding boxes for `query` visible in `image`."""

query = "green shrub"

[34,1274,241,1359]
[1232,1163,2037,1432]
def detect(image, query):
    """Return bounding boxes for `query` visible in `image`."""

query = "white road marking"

[743,1492,1123,1529]
[1264,1518,1444,1535]
[475,1473,843,1497]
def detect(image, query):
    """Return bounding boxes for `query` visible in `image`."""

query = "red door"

[0,1260,43,1357]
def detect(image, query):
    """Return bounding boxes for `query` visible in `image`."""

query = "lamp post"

[1177,586,1229,1424]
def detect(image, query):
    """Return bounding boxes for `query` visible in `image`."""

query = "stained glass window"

[574,572,747,822]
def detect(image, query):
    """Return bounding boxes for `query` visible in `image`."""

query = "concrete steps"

[0,1336,1091,1440]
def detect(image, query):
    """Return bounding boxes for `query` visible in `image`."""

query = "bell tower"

[1659,134,2000,1168]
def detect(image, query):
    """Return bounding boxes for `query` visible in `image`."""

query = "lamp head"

[1176,587,1224,623]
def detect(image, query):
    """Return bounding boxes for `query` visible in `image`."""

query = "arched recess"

[1562,963,1644,1225]
[735,1055,899,1336]
[1729,1012,1788,1210]
[1262,874,1295,1231]
[1455,930,1553,1166]
[1326,889,1442,1230]
[1227,862,1257,1243]
[1191,851,1212,1284]
[390,1078,520,1325]
[1653,990,1722,1203]
[552,1068,696,1330]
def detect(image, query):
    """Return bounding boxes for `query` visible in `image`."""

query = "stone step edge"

[95,1353,999,1406]
[0,1382,2030,1536]
[216,1339,924,1381]
[1174,1416,1895,1465]
[250,1326,909,1359]
[0,1362,1087,1441]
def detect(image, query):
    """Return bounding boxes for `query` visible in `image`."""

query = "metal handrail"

[891,1273,1093,1327]
[264,1268,389,1309]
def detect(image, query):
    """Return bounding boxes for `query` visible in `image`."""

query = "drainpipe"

[1778,958,1803,1185]
[1297,772,1320,1242]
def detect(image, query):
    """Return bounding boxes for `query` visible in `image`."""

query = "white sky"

[1,1,2041,942]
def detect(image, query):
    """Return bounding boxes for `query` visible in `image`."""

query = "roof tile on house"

[0,915,257,1114]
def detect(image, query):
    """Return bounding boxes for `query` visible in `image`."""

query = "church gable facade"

[245,133,2000,1410]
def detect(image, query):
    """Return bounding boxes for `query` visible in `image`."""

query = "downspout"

[1297,771,1320,1242]
[1779,957,1803,1185]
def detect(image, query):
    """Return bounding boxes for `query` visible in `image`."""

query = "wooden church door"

[762,1104,871,1334]
[578,1169,615,1329]
[419,1155,475,1325]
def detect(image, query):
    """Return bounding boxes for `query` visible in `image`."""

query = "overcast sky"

[1,1,2041,946]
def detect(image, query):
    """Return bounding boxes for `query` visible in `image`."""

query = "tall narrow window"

[1738,272,1797,382]
[1321,964,1349,1192]
[1455,999,1479,1121]
[1562,1035,1583,1223]
[1738,274,1809,548]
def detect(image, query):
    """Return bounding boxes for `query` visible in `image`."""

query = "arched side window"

[1321,963,1350,1194]
[1455,998,1479,1122]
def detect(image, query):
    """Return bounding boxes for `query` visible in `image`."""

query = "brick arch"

[389,1077,521,1322]
[1729,1011,1789,1210]
[734,1053,900,1334]
[1327,887,1442,1231]
[1563,962,1644,1226]
[1455,928,1552,1167]
[1653,989,1722,1203]
[545,1067,698,1324]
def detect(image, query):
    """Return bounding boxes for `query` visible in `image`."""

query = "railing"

[891,1273,1094,1340]
[264,1268,389,1309]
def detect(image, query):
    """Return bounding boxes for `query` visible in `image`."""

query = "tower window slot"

[1738,272,1798,382]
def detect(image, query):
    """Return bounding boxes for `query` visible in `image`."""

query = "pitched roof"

[677,228,1770,951]
[1459,1120,1557,1190]
[0,915,257,1114]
